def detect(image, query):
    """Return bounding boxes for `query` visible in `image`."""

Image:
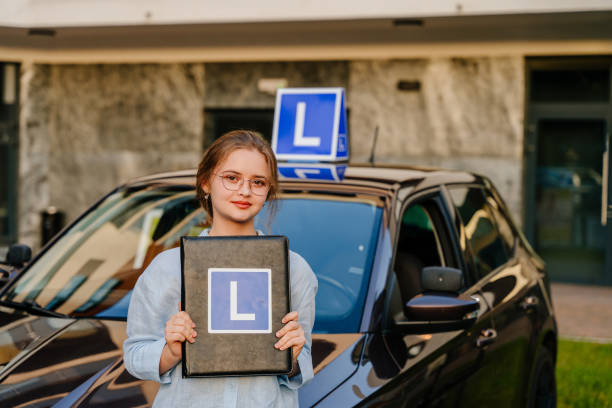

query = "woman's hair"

[195,130,279,222]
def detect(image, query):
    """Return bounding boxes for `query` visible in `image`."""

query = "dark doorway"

[204,108,274,148]
[0,62,19,252]
[525,57,612,285]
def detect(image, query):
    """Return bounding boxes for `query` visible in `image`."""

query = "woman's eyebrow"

[220,170,267,178]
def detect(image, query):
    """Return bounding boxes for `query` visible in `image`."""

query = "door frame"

[524,56,612,285]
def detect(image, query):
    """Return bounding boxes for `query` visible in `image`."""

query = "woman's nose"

[238,180,252,195]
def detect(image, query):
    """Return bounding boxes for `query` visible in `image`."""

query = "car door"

[443,184,539,407]
[317,188,495,407]
[412,188,499,408]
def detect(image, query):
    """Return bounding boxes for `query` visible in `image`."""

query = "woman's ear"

[201,181,211,200]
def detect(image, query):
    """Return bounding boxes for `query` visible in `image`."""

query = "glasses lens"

[249,178,269,196]
[221,173,242,190]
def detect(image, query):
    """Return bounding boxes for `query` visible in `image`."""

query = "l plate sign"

[272,88,348,162]
[208,268,272,334]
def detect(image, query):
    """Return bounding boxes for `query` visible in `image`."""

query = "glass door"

[532,119,611,284]
[525,57,612,285]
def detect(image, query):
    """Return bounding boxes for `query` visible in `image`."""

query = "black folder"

[180,235,292,377]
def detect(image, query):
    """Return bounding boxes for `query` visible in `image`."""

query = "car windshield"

[2,184,382,333]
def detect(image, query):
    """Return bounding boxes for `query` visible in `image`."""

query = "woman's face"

[204,148,271,228]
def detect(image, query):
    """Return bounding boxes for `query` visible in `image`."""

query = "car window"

[7,186,206,316]
[483,190,516,255]
[256,197,382,333]
[391,196,452,311]
[3,186,382,334]
[448,187,509,280]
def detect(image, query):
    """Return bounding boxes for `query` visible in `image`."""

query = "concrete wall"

[19,63,205,250]
[349,57,525,223]
[17,57,525,250]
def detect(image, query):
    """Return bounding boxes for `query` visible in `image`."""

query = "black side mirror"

[421,266,463,293]
[404,294,478,321]
[4,244,32,268]
[393,266,478,334]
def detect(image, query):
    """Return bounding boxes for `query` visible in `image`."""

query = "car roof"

[126,163,482,194]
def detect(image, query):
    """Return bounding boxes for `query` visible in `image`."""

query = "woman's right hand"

[159,303,197,374]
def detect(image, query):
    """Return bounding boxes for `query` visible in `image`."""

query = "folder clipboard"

[180,235,292,377]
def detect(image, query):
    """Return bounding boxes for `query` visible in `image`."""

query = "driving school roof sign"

[272,88,348,162]
[278,162,347,182]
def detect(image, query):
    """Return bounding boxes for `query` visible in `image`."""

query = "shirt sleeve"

[123,251,180,384]
[278,253,318,390]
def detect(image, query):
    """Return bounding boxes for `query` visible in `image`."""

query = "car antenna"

[368,125,379,165]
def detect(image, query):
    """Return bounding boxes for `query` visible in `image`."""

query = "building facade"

[1,1,611,284]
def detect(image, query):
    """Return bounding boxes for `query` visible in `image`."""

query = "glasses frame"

[213,172,270,196]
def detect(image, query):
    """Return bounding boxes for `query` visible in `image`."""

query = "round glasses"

[214,172,270,196]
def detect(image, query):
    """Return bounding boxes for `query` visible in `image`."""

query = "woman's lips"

[231,201,252,209]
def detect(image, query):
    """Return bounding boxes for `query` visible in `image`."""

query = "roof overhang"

[1,2,611,63]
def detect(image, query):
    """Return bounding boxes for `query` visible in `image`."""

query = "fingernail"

[274,343,280,348]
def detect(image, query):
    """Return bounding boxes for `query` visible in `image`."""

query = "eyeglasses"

[214,171,270,196]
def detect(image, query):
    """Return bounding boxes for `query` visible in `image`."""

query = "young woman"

[123,130,318,407]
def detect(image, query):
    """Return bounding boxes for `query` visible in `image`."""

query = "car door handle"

[476,328,497,348]
[519,296,540,311]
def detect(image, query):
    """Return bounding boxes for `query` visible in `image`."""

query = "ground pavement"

[551,282,612,342]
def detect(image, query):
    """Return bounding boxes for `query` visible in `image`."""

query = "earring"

[204,193,210,200]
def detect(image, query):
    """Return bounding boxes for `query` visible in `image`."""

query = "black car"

[0,164,557,407]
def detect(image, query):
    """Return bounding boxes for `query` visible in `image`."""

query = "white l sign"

[294,102,321,147]
[230,281,255,321]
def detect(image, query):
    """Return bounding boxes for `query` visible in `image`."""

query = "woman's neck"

[208,219,257,236]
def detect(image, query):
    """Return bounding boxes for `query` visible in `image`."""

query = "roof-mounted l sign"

[272,88,348,162]
[278,162,347,182]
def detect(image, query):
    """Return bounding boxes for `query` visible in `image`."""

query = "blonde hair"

[196,130,279,221]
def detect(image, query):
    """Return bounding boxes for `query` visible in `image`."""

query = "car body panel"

[0,164,557,407]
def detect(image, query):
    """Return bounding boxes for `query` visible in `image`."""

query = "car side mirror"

[393,266,478,334]
[421,266,463,292]
[4,244,32,268]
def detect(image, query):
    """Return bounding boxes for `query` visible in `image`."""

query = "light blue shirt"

[123,230,318,408]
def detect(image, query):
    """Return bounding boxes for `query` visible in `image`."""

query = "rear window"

[3,186,382,334]
[448,187,510,280]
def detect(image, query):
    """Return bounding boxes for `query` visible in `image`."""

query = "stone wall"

[18,63,205,250]
[17,57,525,250]
[348,57,525,223]
[18,63,52,251]
[205,61,349,109]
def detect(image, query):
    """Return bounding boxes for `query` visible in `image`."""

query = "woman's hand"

[159,303,196,375]
[275,311,305,364]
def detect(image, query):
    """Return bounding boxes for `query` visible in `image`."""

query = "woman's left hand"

[275,311,305,362]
